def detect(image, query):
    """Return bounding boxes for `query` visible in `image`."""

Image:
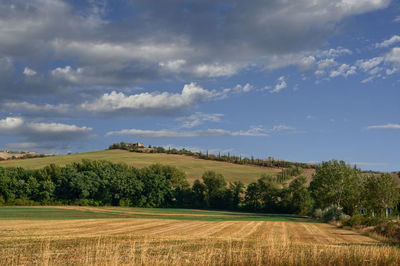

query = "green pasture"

[0,207,312,222]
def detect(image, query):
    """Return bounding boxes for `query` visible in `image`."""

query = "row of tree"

[0,159,398,218]
[109,142,316,169]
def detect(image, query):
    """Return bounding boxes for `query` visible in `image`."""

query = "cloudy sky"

[0,0,399,171]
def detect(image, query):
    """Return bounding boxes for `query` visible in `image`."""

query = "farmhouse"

[129,142,144,148]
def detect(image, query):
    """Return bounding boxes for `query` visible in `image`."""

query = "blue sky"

[0,0,399,171]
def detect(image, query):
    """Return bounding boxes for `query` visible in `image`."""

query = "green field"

[0,149,284,184]
[0,206,311,222]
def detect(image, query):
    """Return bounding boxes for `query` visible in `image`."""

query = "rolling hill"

[0,149,314,184]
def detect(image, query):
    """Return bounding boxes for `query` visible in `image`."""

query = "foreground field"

[1,207,399,265]
[0,149,292,184]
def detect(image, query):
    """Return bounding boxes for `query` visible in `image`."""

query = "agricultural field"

[0,149,300,184]
[1,206,400,265]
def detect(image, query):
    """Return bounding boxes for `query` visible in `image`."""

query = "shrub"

[343,214,364,227]
[322,205,344,222]
[72,199,102,206]
[313,208,323,219]
[339,213,350,223]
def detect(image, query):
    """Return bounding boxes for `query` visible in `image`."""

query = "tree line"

[0,159,399,220]
[109,142,316,169]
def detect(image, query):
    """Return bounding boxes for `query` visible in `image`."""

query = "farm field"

[0,149,300,184]
[1,207,400,265]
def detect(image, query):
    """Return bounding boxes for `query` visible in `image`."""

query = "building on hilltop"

[129,142,144,148]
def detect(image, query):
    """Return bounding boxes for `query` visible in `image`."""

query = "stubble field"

[1,206,399,265]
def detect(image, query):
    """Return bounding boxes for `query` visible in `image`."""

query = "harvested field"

[1,206,400,265]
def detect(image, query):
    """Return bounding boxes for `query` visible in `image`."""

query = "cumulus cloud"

[270,76,287,93]
[385,47,400,66]
[0,0,394,121]
[177,112,224,128]
[80,82,214,116]
[0,117,24,131]
[367,123,400,129]
[23,67,37,76]
[376,35,400,48]
[356,57,384,71]
[0,117,92,142]
[3,82,253,118]
[317,58,337,69]
[330,64,357,78]
[0,0,391,89]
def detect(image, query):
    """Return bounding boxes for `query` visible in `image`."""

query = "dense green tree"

[363,173,400,217]
[310,160,362,214]
[192,179,207,208]
[288,176,313,215]
[202,171,228,209]
[229,181,245,209]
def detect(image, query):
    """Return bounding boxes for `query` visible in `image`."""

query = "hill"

[0,149,312,184]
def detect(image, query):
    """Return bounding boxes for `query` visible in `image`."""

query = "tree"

[202,171,227,208]
[363,173,400,217]
[192,179,207,208]
[288,176,313,215]
[310,160,362,214]
[229,181,245,209]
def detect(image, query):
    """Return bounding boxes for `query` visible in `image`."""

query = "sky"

[0,0,399,171]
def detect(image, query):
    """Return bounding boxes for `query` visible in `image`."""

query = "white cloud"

[0,117,24,131]
[159,59,186,72]
[270,76,287,93]
[329,64,357,78]
[26,122,91,135]
[356,57,383,71]
[394,16,400,22]
[106,128,269,138]
[4,102,70,114]
[0,116,92,141]
[317,47,352,58]
[298,56,316,72]
[376,35,400,48]
[361,76,375,83]
[233,83,253,94]
[23,67,37,76]
[270,125,294,132]
[81,82,214,114]
[317,58,337,69]
[385,47,400,66]
[367,123,400,129]
[106,124,295,138]
[52,39,192,64]
[193,63,240,78]
[178,112,223,128]
[51,66,83,83]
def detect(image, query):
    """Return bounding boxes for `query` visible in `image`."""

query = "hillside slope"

[0,149,308,184]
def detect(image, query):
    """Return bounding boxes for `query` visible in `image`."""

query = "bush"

[313,208,323,219]
[72,199,102,206]
[322,205,344,222]
[119,198,132,207]
[343,214,364,227]
[339,213,350,223]
[373,220,400,239]
[10,198,39,206]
